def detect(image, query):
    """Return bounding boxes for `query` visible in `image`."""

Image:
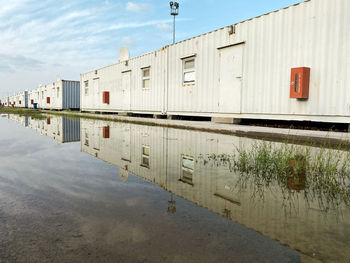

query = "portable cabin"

[8,95,16,107]
[167,0,349,124]
[28,88,40,108]
[81,48,167,114]
[81,0,349,125]
[38,75,80,110]
[0,97,9,107]
[13,91,28,108]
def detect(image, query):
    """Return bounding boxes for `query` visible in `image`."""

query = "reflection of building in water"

[81,120,167,188]
[8,115,80,144]
[8,114,29,127]
[80,118,350,263]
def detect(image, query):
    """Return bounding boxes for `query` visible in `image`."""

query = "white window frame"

[84,80,89,96]
[182,57,196,85]
[180,154,194,185]
[141,67,150,90]
[141,145,150,168]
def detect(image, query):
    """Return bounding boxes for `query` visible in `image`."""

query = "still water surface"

[0,114,349,262]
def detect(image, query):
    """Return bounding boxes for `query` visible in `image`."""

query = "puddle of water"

[1,114,350,262]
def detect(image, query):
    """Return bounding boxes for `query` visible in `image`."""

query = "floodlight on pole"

[169,1,179,44]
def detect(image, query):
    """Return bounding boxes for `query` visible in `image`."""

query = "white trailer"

[28,88,40,108]
[81,0,349,124]
[0,97,9,107]
[37,76,80,110]
[81,48,167,115]
[13,91,28,108]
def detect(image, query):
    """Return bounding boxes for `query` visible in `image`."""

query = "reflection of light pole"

[169,1,179,44]
[168,194,176,214]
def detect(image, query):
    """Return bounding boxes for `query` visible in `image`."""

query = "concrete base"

[211,117,241,124]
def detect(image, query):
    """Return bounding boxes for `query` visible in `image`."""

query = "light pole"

[169,2,179,44]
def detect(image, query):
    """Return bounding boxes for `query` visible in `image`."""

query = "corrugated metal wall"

[63,80,80,110]
[62,116,80,142]
[81,48,167,114]
[167,0,349,121]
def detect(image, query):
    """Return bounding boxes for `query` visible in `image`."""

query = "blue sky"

[0,0,302,96]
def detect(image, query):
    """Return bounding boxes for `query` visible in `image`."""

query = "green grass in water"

[199,141,350,210]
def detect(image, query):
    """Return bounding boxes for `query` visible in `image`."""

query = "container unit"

[28,88,40,108]
[39,76,80,110]
[0,97,9,107]
[167,0,350,123]
[81,48,167,114]
[13,91,28,108]
[8,95,16,107]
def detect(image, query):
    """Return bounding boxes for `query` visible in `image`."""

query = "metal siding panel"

[241,0,349,118]
[62,116,80,143]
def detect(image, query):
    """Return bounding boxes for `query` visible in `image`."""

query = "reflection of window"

[84,81,89,95]
[142,68,150,89]
[141,145,150,167]
[180,155,194,185]
[183,58,195,84]
[84,131,89,146]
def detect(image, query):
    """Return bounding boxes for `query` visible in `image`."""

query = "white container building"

[8,95,15,107]
[1,97,9,107]
[38,76,80,110]
[81,0,349,124]
[81,48,167,114]
[28,88,40,108]
[13,91,28,108]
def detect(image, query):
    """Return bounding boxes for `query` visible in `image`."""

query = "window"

[141,145,150,167]
[183,57,195,84]
[57,87,60,98]
[84,131,89,146]
[180,155,194,184]
[84,81,89,95]
[142,68,150,89]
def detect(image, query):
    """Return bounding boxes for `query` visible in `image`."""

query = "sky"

[0,0,302,97]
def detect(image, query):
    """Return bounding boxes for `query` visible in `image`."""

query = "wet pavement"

[1,114,349,262]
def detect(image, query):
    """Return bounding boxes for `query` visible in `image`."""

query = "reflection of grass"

[199,142,350,210]
[0,107,45,119]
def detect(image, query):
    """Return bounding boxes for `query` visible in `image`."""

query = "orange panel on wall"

[102,91,110,104]
[290,67,310,99]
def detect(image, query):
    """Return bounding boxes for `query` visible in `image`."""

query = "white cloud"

[125,2,150,12]
[0,0,190,94]
[0,54,44,73]
[156,23,172,32]
[106,19,172,32]
[121,36,134,46]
